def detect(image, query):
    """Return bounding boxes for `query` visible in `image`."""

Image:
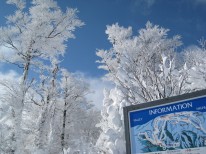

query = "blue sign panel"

[129,96,206,154]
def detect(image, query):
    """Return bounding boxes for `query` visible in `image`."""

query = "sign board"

[124,90,206,154]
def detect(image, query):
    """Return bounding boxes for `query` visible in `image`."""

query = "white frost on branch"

[96,22,206,153]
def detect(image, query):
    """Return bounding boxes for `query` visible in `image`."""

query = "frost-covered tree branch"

[96,22,206,153]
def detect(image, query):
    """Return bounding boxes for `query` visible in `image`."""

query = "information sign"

[124,90,206,154]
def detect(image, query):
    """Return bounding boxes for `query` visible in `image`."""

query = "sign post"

[124,89,206,154]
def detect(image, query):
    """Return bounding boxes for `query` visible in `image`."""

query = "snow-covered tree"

[0,72,40,153]
[183,38,206,90]
[97,22,186,104]
[34,58,60,153]
[59,69,99,153]
[0,0,83,83]
[30,67,98,154]
[59,69,90,151]
[0,0,84,153]
[96,88,126,154]
[96,22,206,153]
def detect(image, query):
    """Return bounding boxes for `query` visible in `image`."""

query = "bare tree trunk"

[61,76,68,151]
[15,58,31,153]
[36,64,59,151]
[22,54,31,85]
[36,97,50,150]
[23,61,30,84]
[61,106,67,150]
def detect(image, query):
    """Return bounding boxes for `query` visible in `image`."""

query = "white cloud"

[73,72,113,110]
[0,70,20,94]
[146,0,156,8]
[86,76,113,109]
[134,0,156,8]
[131,0,156,15]
[0,70,19,80]
[0,46,15,61]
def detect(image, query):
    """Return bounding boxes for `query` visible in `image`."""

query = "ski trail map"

[129,96,206,154]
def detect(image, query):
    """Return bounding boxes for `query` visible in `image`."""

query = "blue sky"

[62,0,206,77]
[0,0,206,77]
[0,0,206,108]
